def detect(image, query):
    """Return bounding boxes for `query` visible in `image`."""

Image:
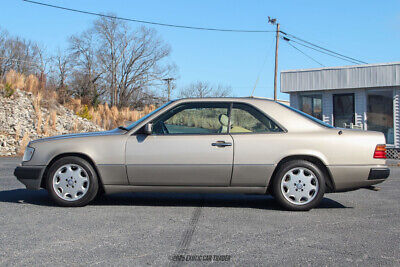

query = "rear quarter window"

[278,102,334,129]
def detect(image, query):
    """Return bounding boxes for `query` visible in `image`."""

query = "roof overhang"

[280,62,400,93]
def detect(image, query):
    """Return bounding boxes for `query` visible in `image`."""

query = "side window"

[152,103,230,134]
[230,103,283,133]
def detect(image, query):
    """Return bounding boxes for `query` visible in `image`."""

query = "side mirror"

[144,123,153,135]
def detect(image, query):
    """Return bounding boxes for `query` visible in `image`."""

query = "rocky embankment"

[0,89,103,156]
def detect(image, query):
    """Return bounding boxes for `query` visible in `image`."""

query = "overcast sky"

[2,0,399,100]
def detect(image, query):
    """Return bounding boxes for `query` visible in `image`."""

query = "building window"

[367,90,394,144]
[333,93,354,128]
[300,94,322,120]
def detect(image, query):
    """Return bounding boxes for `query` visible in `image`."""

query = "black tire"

[272,160,326,211]
[46,156,99,207]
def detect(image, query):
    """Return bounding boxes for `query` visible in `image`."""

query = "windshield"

[125,101,174,131]
[278,102,334,129]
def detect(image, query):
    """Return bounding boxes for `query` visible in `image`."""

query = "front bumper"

[14,166,46,190]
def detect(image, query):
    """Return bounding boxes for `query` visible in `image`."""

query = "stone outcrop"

[0,89,103,156]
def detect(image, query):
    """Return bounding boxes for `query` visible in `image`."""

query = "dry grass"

[25,74,39,94]
[73,121,78,133]
[43,115,50,136]
[5,70,25,89]
[33,92,42,114]
[18,132,30,156]
[33,93,43,135]
[2,70,157,131]
[50,110,57,130]
[36,112,42,135]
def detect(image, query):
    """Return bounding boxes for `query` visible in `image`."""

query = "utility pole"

[268,17,279,101]
[163,78,174,101]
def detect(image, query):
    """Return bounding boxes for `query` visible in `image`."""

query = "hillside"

[0,89,103,156]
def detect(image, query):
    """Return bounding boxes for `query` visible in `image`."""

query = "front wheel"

[272,160,326,211]
[46,156,99,207]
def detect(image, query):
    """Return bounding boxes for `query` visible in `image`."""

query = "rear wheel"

[46,156,99,207]
[273,160,326,211]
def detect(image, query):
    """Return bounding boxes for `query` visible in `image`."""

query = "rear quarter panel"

[231,128,386,187]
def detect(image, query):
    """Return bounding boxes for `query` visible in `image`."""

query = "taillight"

[373,144,386,159]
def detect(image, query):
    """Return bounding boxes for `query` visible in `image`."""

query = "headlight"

[22,146,35,162]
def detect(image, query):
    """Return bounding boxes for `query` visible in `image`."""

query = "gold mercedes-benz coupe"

[14,98,389,210]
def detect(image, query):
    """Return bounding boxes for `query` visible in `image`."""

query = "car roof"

[172,97,277,104]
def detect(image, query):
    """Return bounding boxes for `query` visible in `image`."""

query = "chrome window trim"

[130,100,288,136]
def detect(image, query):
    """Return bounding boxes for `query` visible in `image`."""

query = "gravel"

[0,90,102,156]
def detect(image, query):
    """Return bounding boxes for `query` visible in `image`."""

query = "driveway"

[0,157,399,266]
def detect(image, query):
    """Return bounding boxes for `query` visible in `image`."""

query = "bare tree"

[67,16,176,107]
[0,18,177,108]
[92,16,176,107]
[69,29,104,105]
[116,26,175,107]
[53,49,71,88]
[0,29,9,76]
[51,49,72,103]
[94,15,122,106]
[179,81,232,98]
[0,28,43,77]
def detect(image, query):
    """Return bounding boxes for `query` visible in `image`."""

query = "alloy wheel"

[280,167,319,205]
[52,164,90,201]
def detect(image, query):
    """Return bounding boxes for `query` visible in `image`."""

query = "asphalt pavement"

[0,157,399,266]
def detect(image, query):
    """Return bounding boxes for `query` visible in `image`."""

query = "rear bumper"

[368,168,390,180]
[14,166,45,190]
[328,165,390,192]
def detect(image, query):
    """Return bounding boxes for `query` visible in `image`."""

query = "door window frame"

[149,101,232,136]
[142,101,286,136]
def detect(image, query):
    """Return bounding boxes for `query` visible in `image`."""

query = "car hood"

[29,128,126,144]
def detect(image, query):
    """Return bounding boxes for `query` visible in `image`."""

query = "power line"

[289,39,361,65]
[22,0,274,33]
[281,31,367,64]
[288,38,362,65]
[284,40,325,67]
[23,0,367,66]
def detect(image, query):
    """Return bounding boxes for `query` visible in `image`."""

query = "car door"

[125,102,234,186]
[229,102,285,187]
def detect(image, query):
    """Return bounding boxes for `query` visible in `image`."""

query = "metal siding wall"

[394,88,400,148]
[289,93,300,109]
[354,89,366,128]
[362,90,368,130]
[322,92,333,125]
[281,63,400,93]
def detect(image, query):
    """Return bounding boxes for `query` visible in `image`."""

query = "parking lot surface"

[0,157,399,266]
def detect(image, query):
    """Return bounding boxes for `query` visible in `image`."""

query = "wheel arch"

[40,152,104,191]
[268,155,335,193]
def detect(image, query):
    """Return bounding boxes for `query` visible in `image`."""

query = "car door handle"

[212,141,232,147]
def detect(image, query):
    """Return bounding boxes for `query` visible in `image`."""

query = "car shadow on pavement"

[0,189,351,210]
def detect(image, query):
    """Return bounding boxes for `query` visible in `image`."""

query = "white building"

[280,62,400,151]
